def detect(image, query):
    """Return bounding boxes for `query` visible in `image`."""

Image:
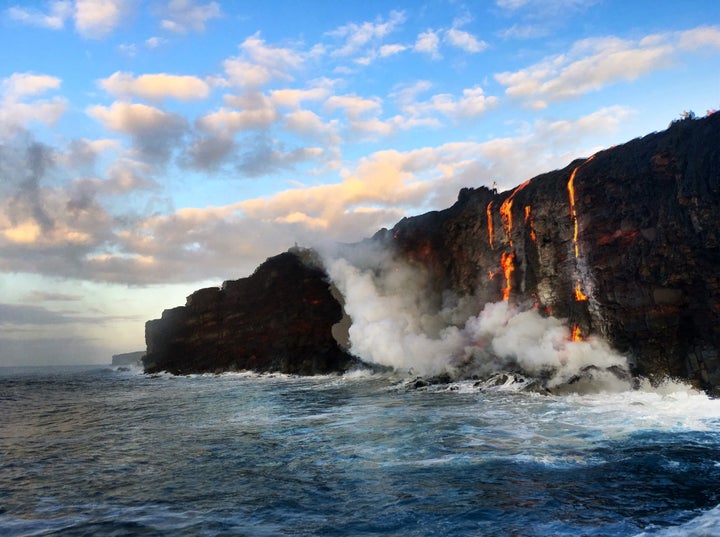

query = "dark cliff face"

[379,113,720,390]
[143,249,355,375]
[144,114,719,389]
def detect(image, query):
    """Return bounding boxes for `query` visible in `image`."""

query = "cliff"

[143,249,355,375]
[144,113,720,388]
[111,351,145,366]
[378,113,720,389]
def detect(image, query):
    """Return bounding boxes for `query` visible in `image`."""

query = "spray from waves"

[324,244,633,393]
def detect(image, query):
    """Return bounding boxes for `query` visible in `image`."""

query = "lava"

[574,280,588,301]
[571,324,582,342]
[486,201,494,249]
[567,156,595,258]
[524,205,536,243]
[499,179,531,246]
[500,251,515,301]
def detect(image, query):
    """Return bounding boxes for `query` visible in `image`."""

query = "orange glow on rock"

[486,201,494,249]
[571,324,582,342]
[524,205,536,243]
[567,156,594,258]
[500,251,515,301]
[574,280,588,301]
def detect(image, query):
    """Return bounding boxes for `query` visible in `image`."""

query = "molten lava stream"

[500,252,515,301]
[571,324,582,342]
[486,201,494,249]
[574,280,588,301]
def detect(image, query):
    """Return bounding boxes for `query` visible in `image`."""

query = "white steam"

[325,246,632,392]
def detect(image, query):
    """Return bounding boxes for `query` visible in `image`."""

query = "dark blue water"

[2,366,720,536]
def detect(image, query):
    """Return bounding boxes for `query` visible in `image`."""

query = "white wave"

[634,504,720,536]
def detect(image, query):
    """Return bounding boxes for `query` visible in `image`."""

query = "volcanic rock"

[144,113,720,390]
[143,248,355,375]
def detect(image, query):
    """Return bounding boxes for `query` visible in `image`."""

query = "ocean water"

[2,365,720,536]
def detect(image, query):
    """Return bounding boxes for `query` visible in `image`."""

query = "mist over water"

[325,246,632,393]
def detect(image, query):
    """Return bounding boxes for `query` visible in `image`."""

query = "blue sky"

[1,0,719,366]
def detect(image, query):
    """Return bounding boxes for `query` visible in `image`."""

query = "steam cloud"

[324,244,632,392]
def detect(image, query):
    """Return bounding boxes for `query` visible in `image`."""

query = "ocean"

[2,365,720,536]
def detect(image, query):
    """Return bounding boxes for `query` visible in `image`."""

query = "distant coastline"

[111,351,145,366]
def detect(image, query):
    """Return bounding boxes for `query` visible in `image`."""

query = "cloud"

[75,0,133,39]
[86,101,188,162]
[495,35,674,107]
[0,303,82,325]
[271,86,332,108]
[402,85,499,120]
[325,94,382,119]
[414,29,441,59]
[677,25,720,50]
[159,0,221,33]
[27,290,84,302]
[222,33,304,90]
[445,28,488,53]
[237,134,323,177]
[99,71,210,101]
[327,10,406,58]
[5,1,72,30]
[197,103,278,134]
[0,73,67,136]
[283,109,340,144]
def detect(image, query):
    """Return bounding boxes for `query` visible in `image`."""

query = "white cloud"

[0,73,66,136]
[99,71,210,101]
[677,25,720,50]
[415,29,441,59]
[86,101,188,162]
[445,28,488,53]
[495,35,674,107]
[6,1,72,30]
[222,33,304,90]
[74,0,131,39]
[325,94,382,119]
[327,10,406,57]
[159,0,221,33]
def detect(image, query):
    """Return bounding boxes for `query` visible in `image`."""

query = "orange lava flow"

[500,252,515,301]
[574,280,588,301]
[524,205,536,243]
[567,166,580,258]
[571,324,582,342]
[498,179,531,246]
[567,156,595,258]
[486,201,494,249]
[500,197,513,240]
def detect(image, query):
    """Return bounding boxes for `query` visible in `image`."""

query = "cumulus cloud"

[222,33,304,90]
[86,101,188,163]
[159,0,221,33]
[414,29,441,59]
[237,134,323,177]
[494,28,720,107]
[0,73,67,136]
[327,10,406,58]
[99,71,210,101]
[74,0,133,39]
[445,28,488,53]
[6,1,72,30]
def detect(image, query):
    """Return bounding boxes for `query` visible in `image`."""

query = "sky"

[0,0,719,366]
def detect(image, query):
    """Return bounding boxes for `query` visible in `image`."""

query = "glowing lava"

[500,251,515,301]
[499,179,531,246]
[574,280,588,301]
[524,205,536,243]
[567,156,595,258]
[571,324,582,342]
[486,201,494,249]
